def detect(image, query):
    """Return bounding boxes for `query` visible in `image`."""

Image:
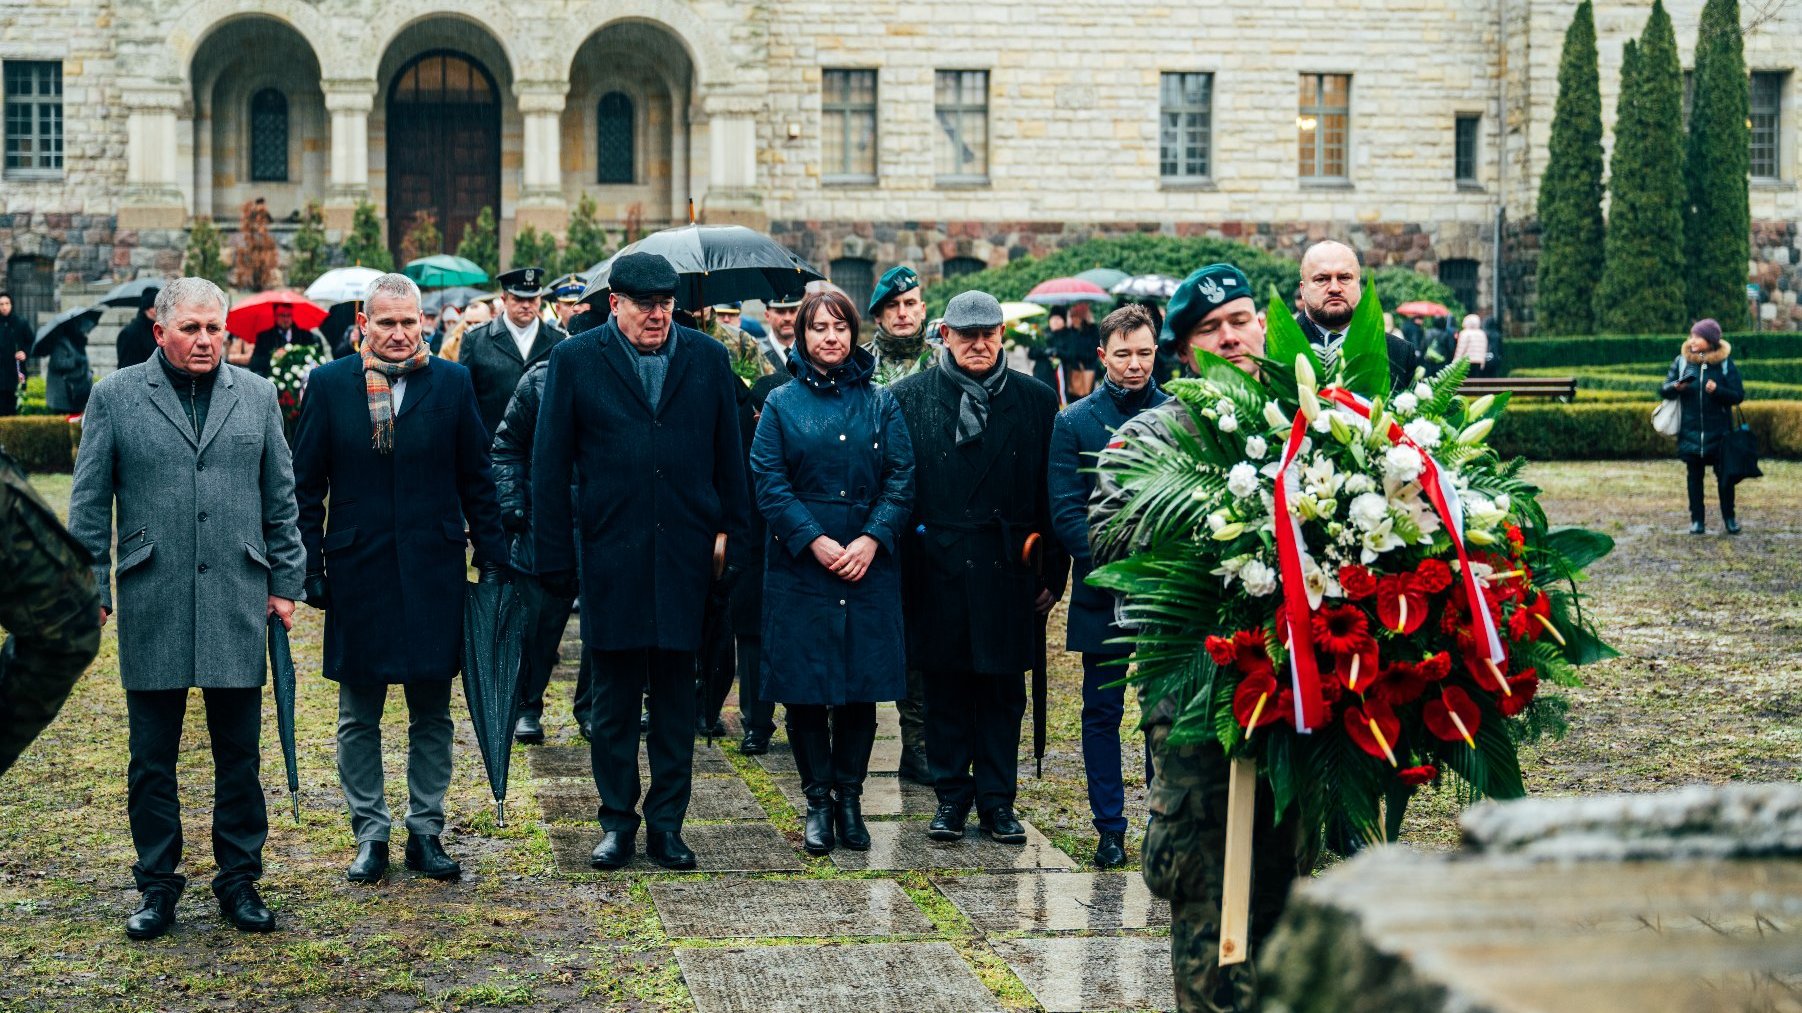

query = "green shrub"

[0,415,78,472]
[1504,332,1802,370]
[1512,365,1802,400]
[1371,267,1464,320]
[1491,399,1802,459]
[15,376,50,416]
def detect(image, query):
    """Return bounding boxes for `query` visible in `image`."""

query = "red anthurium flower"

[1508,592,1550,642]
[1397,765,1437,787]
[1338,565,1378,600]
[1413,558,1453,594]
[1205,636,1238,666]
[1233,670,1288,730]
[1463,648,1512,697]
[1499,668,1540,717]
[1312,605,1370,656]
[1343,700,1401,767]
[1423,686,1482,748]
[1372,660,1426,706]
[1334,640,1382,694]
[1375,575,1429,634]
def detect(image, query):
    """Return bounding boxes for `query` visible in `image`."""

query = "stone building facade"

[1,0,1800,333]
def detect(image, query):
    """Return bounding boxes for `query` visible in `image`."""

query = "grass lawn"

[2,460,1797,1011]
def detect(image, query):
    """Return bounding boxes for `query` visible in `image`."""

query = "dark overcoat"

[890,365,1069,674]
[459,317,566,435]
[114,312,158,370]
[491,360,549,573]
[731,374,785,638]
[1048,382,1170,654]
[532,322,752,653]
[751,349,914,705]
[291,354,507,685]
[1661,341,1746,458]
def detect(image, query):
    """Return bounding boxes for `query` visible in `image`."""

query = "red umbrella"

[1395,300,1451,318]
[1023,277,1113,307]
[226,290,329,340]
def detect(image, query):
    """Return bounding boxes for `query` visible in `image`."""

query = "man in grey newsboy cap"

[886,289,1069,847]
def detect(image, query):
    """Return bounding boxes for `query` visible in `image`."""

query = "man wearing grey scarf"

[888,290,1069,847]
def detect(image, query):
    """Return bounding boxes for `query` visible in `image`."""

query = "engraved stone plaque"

[675,942,1001,1013]
[651,879,932,938]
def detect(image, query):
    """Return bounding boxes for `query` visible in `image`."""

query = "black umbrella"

[31,305,104,358]
[99,277,165,308]
[462,573,529,826]
[579,225,823,309]
[1023,534,1049,777]
[266,616,302,824]
[694,533,737,744]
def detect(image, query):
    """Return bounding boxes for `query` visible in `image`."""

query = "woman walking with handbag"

[751,289,916,854]
[1659,319,1746,534]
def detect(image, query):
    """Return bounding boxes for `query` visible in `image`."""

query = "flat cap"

[867,265,921,316]
[609,252,679,298]
[497,266,548,298]
[1162,263,1253,343]
[942,290,1004,331]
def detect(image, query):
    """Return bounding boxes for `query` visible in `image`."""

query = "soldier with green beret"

[869,266,934,387]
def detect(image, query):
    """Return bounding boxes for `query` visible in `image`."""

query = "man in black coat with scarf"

[1296,241,1420,393]
[891,290,1067,845]
[533,252,752,870]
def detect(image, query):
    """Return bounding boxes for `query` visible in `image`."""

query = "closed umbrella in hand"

[266,615,303,824]
[462,572,529,826]
[1022,533,1048,777]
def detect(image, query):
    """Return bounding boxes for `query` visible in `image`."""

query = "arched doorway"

[386,50,500,264]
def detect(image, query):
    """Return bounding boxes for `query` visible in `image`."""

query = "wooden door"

[386,51,500,264]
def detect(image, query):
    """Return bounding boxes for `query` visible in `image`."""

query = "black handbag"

[1720,407,1763,484]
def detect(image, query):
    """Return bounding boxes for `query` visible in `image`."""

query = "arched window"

[942,256,985,279]
[597,92,634,184]
[829,257,876,314]
[249,88,288,182]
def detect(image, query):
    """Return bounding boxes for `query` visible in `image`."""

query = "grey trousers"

[336,680,454,843]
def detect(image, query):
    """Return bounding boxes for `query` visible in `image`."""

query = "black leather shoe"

[219,884,275,933]
[346,841,388,883]
[898,746,934,785]
[928,802,969,841]
[125,889,178,940]
[513,712,545,744]
[590,829,633,869]
[802,801,836,855]
[980,807,1028,845]
[1725,517,1741,535]
[647,831,697,870]
[835,795,870,851]
[404,835,462,880]
[739,731,770,755]
[1093,830,1127,869]
[1690,521,1707,535]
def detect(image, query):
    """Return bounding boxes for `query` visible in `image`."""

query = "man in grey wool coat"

[68,277,306,941]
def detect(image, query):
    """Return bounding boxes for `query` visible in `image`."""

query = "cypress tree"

[1685,0,1750,326]
[1596,1,1689,333]
[1535,1,1606,335]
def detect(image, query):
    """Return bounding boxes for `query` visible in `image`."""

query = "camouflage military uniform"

[0,448,102,776]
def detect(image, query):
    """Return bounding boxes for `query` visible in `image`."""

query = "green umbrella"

[1075,268,1131,291]
[403,255,490,289]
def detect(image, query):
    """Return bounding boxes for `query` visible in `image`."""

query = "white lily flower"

[1300,554,1330,609]
[1360,518,1405,563]
[1459,417,1495,444]
[1264,400,1291,431]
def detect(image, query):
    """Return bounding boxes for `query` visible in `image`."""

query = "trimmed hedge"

[1491,399,1802,460]
[1505,331,1802,370]
[1513,365,1802,400]
[0,415,79,472]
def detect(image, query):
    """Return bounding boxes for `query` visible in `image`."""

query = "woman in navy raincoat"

[751,289,915,855]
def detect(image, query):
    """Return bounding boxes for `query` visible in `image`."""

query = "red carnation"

[1413,558,1453,594]
[1312,606,1370,656]
[1423,686,1482,747]
[1499,669,1540,717]
[1505,524,1526,551]
[1338,565,1378,600]
[1343,700,1401,766]
[1397,765,1437,787]
[1416,651,1452,682]
[1205,635,1238,666]
[1375,575,1429,635]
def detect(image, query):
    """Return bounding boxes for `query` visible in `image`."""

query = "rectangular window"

[934,70,989,182]
[822,69,877,182]
[1454,114,1480,184]
[1751,71,1784,180]
[1159,72,1213,180]
[4,61,63,177]
[1298,73,1350,181]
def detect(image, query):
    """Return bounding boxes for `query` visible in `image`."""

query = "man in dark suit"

[246,303,327,377]
[533,252,752,871]
[113,287,160,371]
[459,266,567,435]
[891,291,1068,846]
[1296,241,1420,393]
[292,272,508,885]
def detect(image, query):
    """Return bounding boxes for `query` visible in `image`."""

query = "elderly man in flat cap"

[460,266,568,435]
[533,251,752,870]
[1088,263,1314,1013]
[889,290,1066,846]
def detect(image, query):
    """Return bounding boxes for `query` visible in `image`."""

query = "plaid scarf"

[361,341,431,454]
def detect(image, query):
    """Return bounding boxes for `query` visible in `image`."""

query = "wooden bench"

[1458,376,1578,403]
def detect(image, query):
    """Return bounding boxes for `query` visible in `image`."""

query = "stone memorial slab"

[546,824,803,874]
[675,942,1001,1013]
[993,936,1174,1013]
[538,777,766,823]
[771,774,938,818]
[651,879,933,938]
[828,820,1076,872]
[527,744,735,780]
[753,736,900,776]
[874,703,900,738]
[934,872,1169,932]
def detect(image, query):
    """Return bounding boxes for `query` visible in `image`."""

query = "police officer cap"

[767,290,805,309]
[498,266,548,298]
[1162,263,1253,343]
[941,290,1004,331]
[609,252,679,298]
[867,265,921,316]
[549,274,586,303]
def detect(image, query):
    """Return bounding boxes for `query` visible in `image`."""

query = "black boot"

[404,835,461,880]
[802,795,836,855]
[346,841,388,883]
[834,793,870,851]
[789,712,837,856]
[829,705,876,851]
[1093,830,1127,869]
